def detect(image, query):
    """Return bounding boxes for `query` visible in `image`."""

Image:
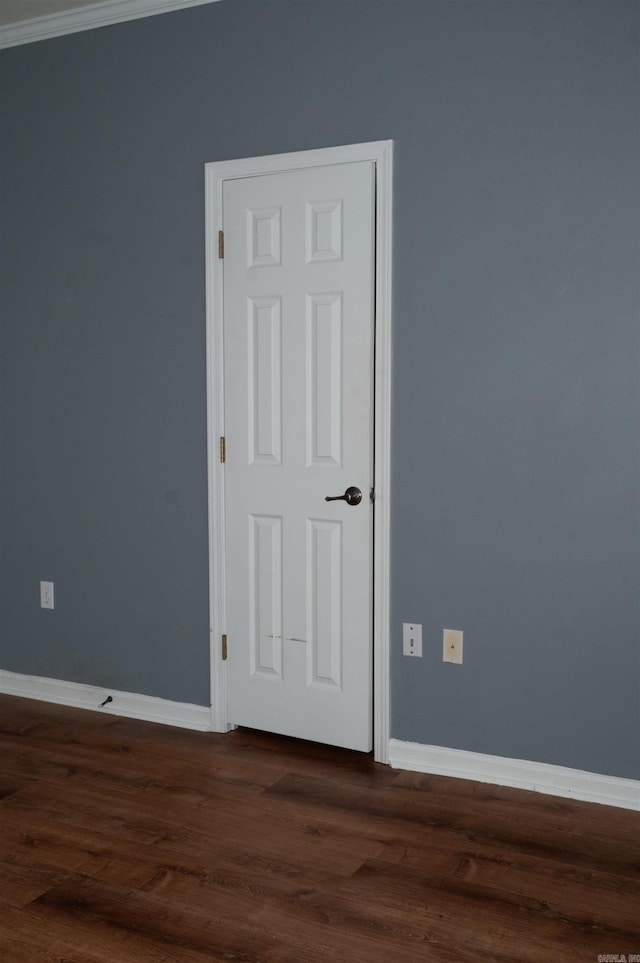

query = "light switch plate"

[403,622,422,657]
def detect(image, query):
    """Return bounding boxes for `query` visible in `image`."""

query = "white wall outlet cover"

[40,581,54,610]
[443,628,463,664]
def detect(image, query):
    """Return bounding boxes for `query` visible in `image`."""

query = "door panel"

[223,160,375,751]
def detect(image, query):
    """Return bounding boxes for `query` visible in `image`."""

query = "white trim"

[0,669,212,731]
[205,141,393,762]
[389,739,640,812]
[205,148,230,736]
[371,141,393,764]
[0,0,221,49]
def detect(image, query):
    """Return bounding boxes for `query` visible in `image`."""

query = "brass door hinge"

[221,634,228,661]
[220,436,226,463]
[218,230,224,259]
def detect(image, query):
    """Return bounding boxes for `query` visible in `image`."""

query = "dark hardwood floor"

[0,694,638,962]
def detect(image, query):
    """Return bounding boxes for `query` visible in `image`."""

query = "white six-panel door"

[223,161,375,751]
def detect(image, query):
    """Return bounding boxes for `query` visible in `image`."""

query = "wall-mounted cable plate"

[443,628,463,664]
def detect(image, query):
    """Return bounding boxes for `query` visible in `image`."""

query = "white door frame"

[205,140,393,763]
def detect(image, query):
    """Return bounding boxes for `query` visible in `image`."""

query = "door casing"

[205,140,393,763]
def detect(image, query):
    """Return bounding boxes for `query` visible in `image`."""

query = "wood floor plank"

[29,873,278,962]
[2,771,388,886]
[0,804,153,880]
[438,846,640,932]
[395,769,640,858]
[0,745,73,788]
[339,857,638,961]
[380,832,640,933]
[0,851,73,909]
[1,694,638,963]
[265,770,640,877]
[0,902,177,963]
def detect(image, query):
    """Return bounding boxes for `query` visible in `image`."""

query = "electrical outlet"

[40,581,54,610]
[403,622,422,657]
[443,629,463,664]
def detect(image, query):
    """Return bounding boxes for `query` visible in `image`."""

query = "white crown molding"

[389,739,640,812]
[0,669,212,731]
[0,0,222,49]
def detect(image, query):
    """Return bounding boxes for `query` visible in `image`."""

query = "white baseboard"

[389,739,640,812]
[0,670,211,732]
[2,671,636,808]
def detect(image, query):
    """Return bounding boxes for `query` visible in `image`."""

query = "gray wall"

[1,0,638,779]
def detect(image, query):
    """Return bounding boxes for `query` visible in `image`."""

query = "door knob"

[325,486,362,506]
